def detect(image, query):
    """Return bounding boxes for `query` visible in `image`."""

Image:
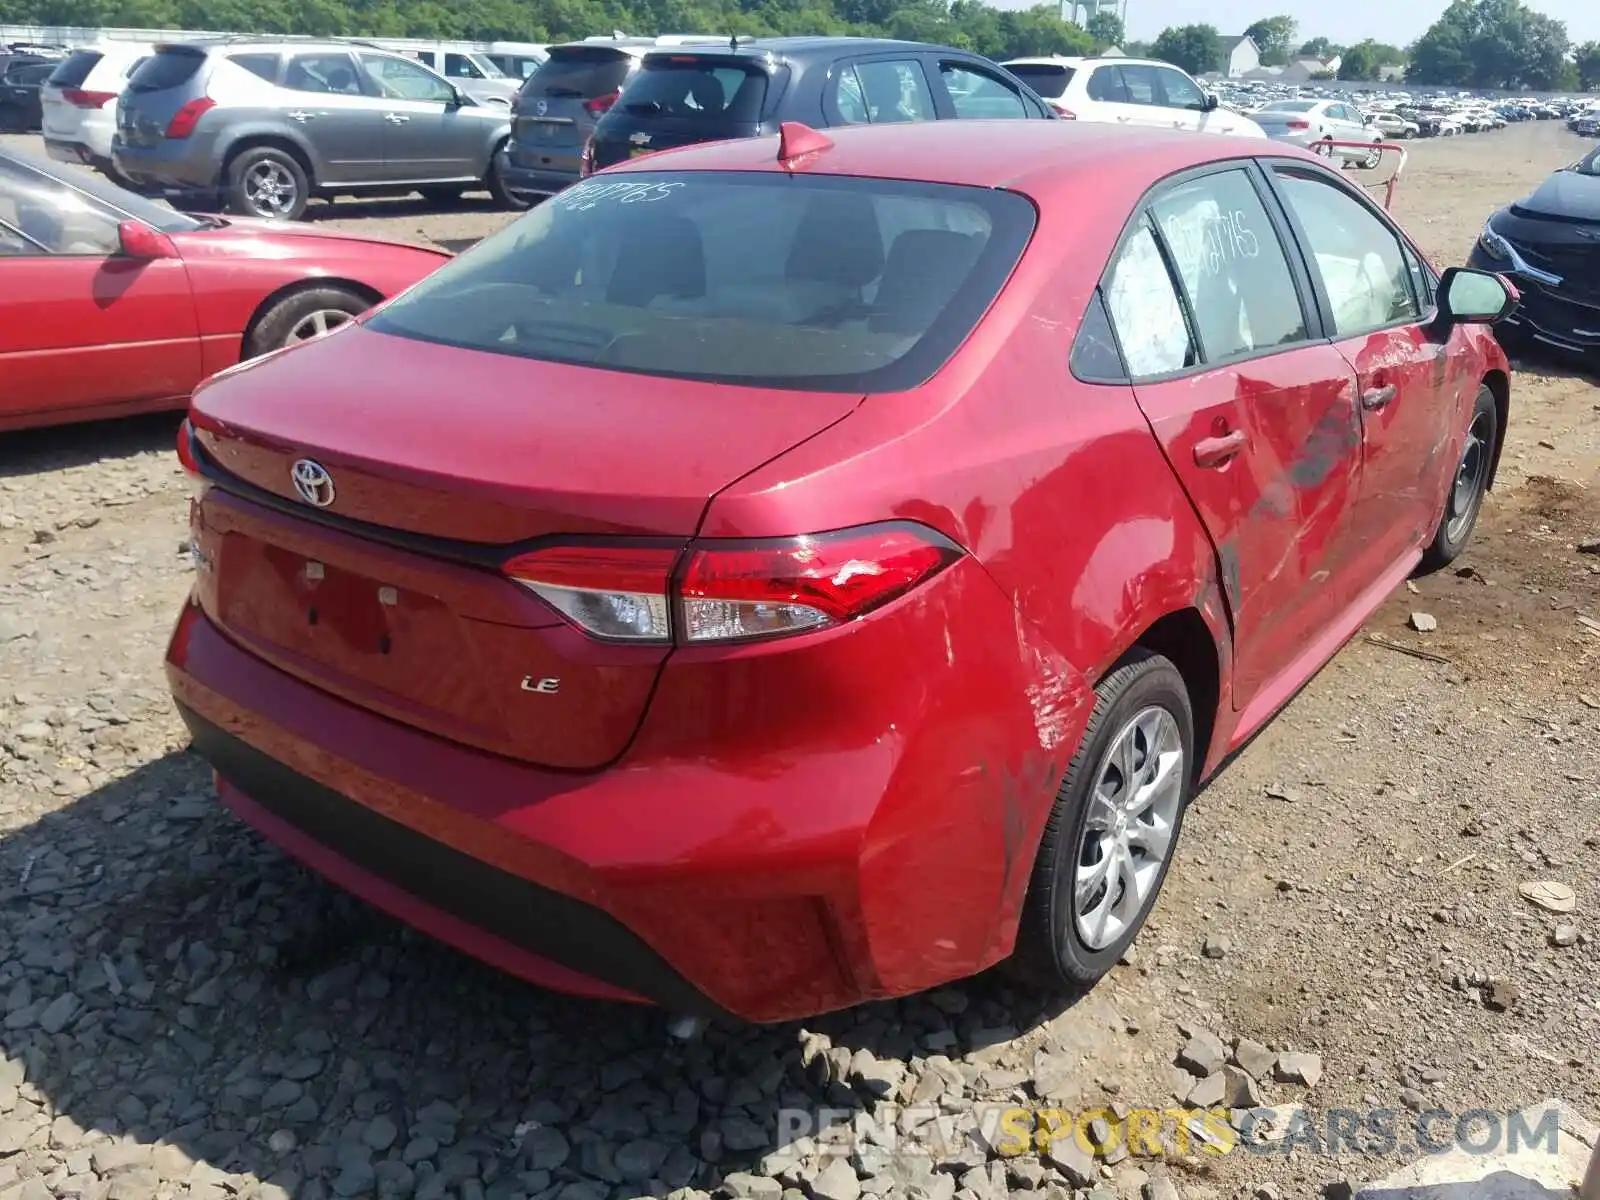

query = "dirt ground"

[0,122,1596,1200]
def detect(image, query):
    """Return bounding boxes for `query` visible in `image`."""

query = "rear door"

[1092,164,1366,715]
[1268,164,1459,579]
[276,50,388,184]
[824,55,937,127]
[356,52,478,180]
[510,47,632,178]
[0,157,200,421]
[1080,64,1149,128]
[590,54,773,170]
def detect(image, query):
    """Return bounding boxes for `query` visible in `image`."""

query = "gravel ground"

[1,122,1597,1200]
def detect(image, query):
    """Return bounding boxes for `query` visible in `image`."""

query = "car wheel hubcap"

[1446,410,1492,542]
[1072,706,1184,952]
[285,309,352,345]
[245,162,297,216]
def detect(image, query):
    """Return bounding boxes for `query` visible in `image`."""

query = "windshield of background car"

[619,59,768,121]
[366,172,1037,392]
[1004,63,1074,99]
[520,49,631,100]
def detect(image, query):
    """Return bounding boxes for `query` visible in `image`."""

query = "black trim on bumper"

[177,704,729,1019]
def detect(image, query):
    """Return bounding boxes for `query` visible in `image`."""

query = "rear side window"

[1005,64,1074,100]
[126,48,205,93]
[619,61,768,123]
[367,171,1037,393]
[284,52,362,96]
[521,49,631,101]
[833,59,935,125]
[46,50,102,89]
[1086,67,1128,103]
[228,53,279,83]
[1118,65,1160,105]
[1104,220,1195,378]
[1149,170,1307,362]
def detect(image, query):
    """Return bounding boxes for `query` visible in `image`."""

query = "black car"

[587,37,1053,175]
[1469,142,1600,362]
[497,36,733,202]
[0,58,56,132]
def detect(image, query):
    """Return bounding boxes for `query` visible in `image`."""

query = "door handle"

[384,112,410,124]
[1193,430,1247,468]
[1362,384,1398,411]
[287,110,314,122]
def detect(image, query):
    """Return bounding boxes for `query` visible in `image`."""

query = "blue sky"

[996,0,1599,48]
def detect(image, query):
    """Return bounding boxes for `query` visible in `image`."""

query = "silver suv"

[111,36,519,220]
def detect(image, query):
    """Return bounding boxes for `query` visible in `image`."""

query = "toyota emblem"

[535,98,548,116]
[291,459,336,508]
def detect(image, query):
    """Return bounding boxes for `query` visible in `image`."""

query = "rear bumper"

[496,146,577,197]
[165,567,1085,1022]
[111,136,218,189]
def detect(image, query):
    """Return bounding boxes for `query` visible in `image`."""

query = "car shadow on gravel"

[0,746,1090,1197]
[0,413,181,479]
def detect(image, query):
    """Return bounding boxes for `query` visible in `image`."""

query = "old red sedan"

[0,148,447,433]
[166,120,1515,1023]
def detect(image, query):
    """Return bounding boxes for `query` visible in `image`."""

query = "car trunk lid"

[186,324,862,769]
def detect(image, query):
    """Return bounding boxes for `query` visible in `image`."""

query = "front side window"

[1117,65,1160,105]
[284,52,363,96]
[940,62,1028,119]
[359,54,455,103]
[443,53,485,79]
[1275,170,1419,336]
[1103,220,1195,378]
[1157,68,1205,111]
[366,171,1036,392]
[0,159,121,256]
[1149,170,1307,361]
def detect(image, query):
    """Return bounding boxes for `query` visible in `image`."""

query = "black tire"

[245,285,370,358]
[486,145,530,212]
[1417,384,1497,575]
[1011,649,1195,990]
[418,186,466,205]
[226,146,310,221]
[0,105,23,133]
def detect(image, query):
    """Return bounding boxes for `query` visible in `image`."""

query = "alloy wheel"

[244,161,298,218]
[1071,705,1185,951]
[285,309,353,345]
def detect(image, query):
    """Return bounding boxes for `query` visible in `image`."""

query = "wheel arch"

[220,132,318,188]
[1481,369,1510,492]
[1113,608,1222,789]
[240,277,383,360]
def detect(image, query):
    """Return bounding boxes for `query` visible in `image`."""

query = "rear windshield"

[521,49,631,100]
[367,172,1037,392]
[127,48,204,93]
[1004,64,1074,99]
[620,59,768,122]
[46,50,101,88]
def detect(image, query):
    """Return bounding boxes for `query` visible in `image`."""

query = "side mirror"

[117,220,175,260]
[446,84,467,108]
[1437,266,1519,325]
[1204,92,1220,111]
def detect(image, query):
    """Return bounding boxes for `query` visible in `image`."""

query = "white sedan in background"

[1250,98,1386,166]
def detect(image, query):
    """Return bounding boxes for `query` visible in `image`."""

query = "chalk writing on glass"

[1160,206,1261,283]
[555,180,687,211]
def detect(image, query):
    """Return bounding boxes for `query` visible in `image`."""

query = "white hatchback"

[40,43,151,181]
[1001,55,1266,138]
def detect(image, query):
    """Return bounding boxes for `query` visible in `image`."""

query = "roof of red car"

[603,120,1290,197]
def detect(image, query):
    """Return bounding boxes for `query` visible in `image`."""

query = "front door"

[1100,166,1366,716]
[1269,165,1463,579]
[0,157,200,423]
[281,50,388,185]
[357,53,478,181]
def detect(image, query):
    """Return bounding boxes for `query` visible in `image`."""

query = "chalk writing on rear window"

[554,180,686,211]
[1161,207,1260,282]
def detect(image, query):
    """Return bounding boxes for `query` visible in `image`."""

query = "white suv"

[41,42,151,182]
[1002,56,1265,138]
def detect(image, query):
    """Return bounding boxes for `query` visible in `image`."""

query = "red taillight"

[1049,101,1076,119]
[165,97,216,139]
[176,419,202,476]
[583,89,619,116]
[1286,119,1310,130]
[62,88,118,108]
[503,522,962,646]
[578,138,595,177]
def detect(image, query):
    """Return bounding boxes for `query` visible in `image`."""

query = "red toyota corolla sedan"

[0,148,447,433]
[166,120,1516,1023]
